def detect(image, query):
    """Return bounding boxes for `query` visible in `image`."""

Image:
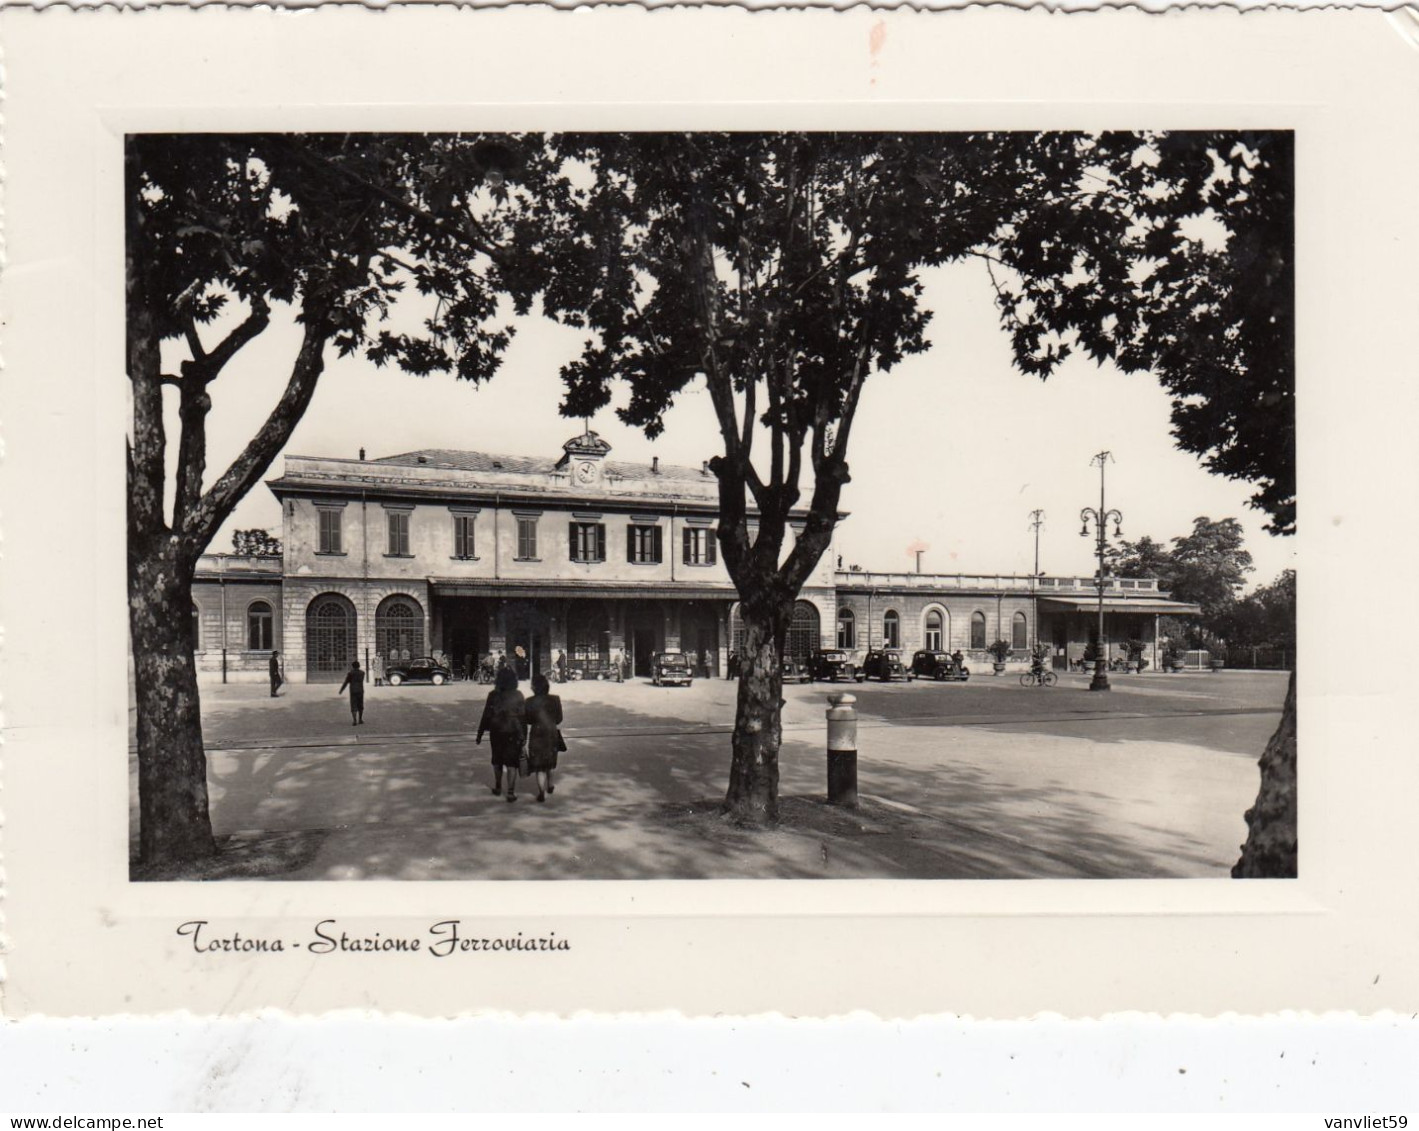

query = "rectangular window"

[453,514,476,559]
[386,510,410,556]
[627,524,663,564]
[516,516,538,560]
[682,527,717,566]
[318,509,342,555]
[570,521,607,563]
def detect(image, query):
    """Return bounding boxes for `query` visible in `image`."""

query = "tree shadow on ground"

[133,688,1251,880]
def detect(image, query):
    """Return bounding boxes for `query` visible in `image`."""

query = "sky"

[174,258,1295,591]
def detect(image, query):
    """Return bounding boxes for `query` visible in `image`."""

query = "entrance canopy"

[1038,596,1202,616]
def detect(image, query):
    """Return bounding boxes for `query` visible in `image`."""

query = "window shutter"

[596,524,606,562]
[569,521,578,561]
[627,525,636,563]
[706,530,717,566]
[683,527,692,564]
[653,525,663,562]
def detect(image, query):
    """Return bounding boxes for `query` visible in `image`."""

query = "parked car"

[652,651,694,687]
[385,657,453,686]
[862,649,913,682]
[810,649,864,683]
[781,656,813,684]
[910,650,970,682]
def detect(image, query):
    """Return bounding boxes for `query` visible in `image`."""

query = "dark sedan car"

[910,650,970,682]
[810,649,864,683]
[652,651,694,687]
[781,656,813,684]
[385,657,453,686]
[862,649,913,682]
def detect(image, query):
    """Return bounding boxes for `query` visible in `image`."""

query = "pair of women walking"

[475,668,564,803]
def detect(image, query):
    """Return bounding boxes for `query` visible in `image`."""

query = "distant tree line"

[1108,516,1294,657]
[231,528,282,557]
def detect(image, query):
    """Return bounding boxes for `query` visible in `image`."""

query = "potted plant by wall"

[986,639,1011,675]
[1163,643,1184,673]
[1125,638,1147,673]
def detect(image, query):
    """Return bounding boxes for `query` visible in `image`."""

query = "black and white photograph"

[123,129,1296,883]
[3,6,1416,1039]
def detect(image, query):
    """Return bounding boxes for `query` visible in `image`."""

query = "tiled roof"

[372,449,716,485]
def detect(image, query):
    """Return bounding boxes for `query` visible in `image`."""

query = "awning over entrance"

[1038,596,1202,616]
[428,578,737,602]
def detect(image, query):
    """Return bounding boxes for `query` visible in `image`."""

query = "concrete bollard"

[826,692,859,808]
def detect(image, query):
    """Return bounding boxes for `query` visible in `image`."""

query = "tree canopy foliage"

[231,528,282,557]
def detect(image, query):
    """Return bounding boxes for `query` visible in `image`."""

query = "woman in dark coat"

[523,673,564,803]
[476,666,526,801]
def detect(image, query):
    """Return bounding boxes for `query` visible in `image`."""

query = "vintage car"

[781,655,813,684]
[861,649,913,682]
[809,649,864,683]
[385,657,454,686]
[909,650,970,682]
[651,651,694,687]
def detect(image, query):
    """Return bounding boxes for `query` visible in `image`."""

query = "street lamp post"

[1029,509,1045,654]
[1079,452,1123,693]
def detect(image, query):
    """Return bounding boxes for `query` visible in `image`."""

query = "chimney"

[651,456,660,474]
[359,447,366,461]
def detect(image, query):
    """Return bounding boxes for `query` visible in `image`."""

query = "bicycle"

[1019,668,1058,688]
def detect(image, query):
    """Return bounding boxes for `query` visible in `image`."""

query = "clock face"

[575,460,598,484]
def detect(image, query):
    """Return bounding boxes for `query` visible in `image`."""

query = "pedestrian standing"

[269,650,284,698]
[372,652,386,687]
[555,650,568,684]
[523,673,565,803]
[338,660,366,726]
[477,666,527,802]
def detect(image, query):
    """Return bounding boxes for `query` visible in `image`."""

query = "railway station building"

[188,431,1200,683]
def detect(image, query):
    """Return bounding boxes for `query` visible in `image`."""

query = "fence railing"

[1221,647,1293,670]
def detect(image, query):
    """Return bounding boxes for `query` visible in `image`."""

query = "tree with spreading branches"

[127,132,541,868]
[531,131,1293,831]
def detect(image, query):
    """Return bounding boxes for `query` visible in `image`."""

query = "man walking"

[269,650,284,698]
[338,660,366,726]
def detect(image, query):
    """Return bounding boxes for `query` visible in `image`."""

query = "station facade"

[189,431,1199,683]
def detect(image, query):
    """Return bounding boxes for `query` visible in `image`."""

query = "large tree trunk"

[723,593,792,824]
[1232,668,1297,877]
[130,541,215,866]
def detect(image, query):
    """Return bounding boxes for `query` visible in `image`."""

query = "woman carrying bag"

[523,673,565,803]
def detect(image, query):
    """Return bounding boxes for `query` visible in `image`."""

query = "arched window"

[883,609,900,650]
[306,593,357,682]
[970,611,987,650]
[1012,611,1028,651]
[837,608,856,650]
[924,610,944,652]
[247,600,274,651]
[190,604,202,651]
[376,595,425,663]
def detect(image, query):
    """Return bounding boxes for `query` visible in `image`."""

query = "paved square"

[130,670,1287,880]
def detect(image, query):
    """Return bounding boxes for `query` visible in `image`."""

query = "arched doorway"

[733,600,821,662]
[376,594,424,664]
[306,593,357,682]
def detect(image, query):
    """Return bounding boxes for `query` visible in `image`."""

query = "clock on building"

[575,460,599,485]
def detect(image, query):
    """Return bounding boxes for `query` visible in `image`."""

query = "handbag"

[555,728,568,753]
[518,746,531,777]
